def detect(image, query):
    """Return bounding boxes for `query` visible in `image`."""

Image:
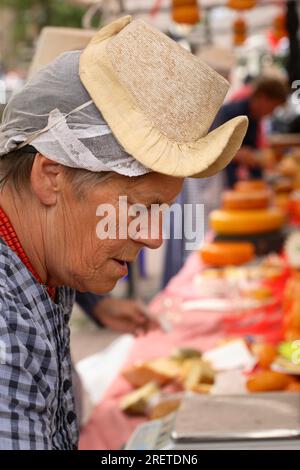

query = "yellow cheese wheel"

[199,241,255,266]
[210,208,285,235]
[222,189,271,210]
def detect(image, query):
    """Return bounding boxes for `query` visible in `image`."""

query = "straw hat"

[28,27,95,79]
[80,16,248,178]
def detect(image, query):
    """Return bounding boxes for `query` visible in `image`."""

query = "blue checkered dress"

[0,237,78,449]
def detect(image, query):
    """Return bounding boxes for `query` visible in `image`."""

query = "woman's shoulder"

[0,239,34,295]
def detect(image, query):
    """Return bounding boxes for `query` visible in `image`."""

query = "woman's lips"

[112,258,128,276]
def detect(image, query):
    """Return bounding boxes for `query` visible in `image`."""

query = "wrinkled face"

[46,172,183,294]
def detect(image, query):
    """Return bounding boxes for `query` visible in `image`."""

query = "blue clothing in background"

[212,98,262,187]
[75,291,104,327]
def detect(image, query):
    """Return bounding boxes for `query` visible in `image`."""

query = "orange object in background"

[283,271,300,341]
[273,13,287,41]
[247,370,293,392]
[235,180,269,192]
[286,381,300,392]
[228,0,256,10]
[222,189,271,210]
[172,0,197,6]
[199,241,254,266]
[251,343,277,369]
[233,17,247,45]
[171,0,200,24]
[288,194,300,221]
[273,178,294,194]
[274,193,290,214]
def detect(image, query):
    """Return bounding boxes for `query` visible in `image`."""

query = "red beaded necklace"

[0,206,56,300]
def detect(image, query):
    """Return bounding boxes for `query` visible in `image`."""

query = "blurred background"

[0,1,296,98]
[2,1,300,448]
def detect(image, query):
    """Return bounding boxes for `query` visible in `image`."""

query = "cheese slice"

[122,358,181,388]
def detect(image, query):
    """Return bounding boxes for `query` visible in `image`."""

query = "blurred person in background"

[214,76,288,188]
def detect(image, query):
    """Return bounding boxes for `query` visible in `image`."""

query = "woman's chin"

[71,262,128,293]
[78,277,118,295]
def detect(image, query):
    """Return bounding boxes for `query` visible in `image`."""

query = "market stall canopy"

[66,0,285,48]
[28,27,95,79]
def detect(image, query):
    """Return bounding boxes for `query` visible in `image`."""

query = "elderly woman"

[0,16,247,449]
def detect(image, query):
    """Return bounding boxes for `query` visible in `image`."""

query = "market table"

[79,250,289,450]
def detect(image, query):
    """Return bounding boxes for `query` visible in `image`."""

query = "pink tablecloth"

[79,252,287,450]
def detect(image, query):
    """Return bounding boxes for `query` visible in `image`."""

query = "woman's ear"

[30,153,63,206]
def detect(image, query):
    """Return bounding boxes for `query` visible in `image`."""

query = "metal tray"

[172,393,300,443]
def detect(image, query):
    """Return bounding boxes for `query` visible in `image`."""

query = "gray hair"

[0,150,114,198]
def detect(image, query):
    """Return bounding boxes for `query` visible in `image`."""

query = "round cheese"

[199,241,255,266]
[222,189,271,210]
[210,208,285,235]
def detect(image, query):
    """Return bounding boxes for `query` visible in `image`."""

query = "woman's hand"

[92,297,159,335]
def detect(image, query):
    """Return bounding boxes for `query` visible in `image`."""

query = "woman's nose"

[132,222,163,250]
[142,232,163,250]
[129,210,163,249]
